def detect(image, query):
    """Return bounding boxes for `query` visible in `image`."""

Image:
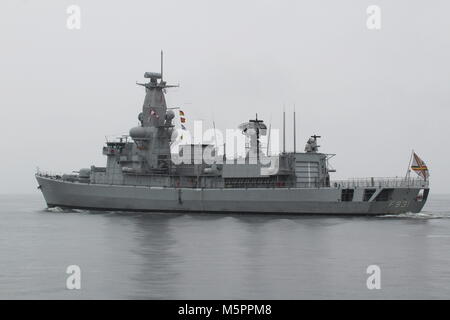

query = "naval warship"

[36,56,430,215]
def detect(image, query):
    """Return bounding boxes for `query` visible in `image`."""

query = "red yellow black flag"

[411,152,429,180]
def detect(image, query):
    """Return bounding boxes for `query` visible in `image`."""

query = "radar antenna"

[305,134,322,153]
[136,51,179,89]
[238,114,267,162]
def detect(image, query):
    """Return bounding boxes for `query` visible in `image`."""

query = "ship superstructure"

[36,56,429,215]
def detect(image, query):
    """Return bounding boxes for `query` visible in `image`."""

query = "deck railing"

[331,177,429,189]
[35,170,66,179]
[37,169,429,190]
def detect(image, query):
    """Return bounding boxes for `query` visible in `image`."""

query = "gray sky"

[1,0,449,194]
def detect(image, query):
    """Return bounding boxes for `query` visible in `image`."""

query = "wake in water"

[44,206,90,214]
[377,211,450,219]
[43,206,164,217]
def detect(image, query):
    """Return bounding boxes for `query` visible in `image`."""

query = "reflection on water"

[127,213,181,299]
[0,194,450,299]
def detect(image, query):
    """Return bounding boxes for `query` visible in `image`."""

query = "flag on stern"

[411,152,429,180]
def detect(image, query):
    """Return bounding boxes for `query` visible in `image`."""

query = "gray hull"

[36,176,428,215]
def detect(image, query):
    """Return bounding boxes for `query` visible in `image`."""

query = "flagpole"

[266,114,272,156]
[283,106,286,153]
[213,121,218,151]
[405,149,413,180]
